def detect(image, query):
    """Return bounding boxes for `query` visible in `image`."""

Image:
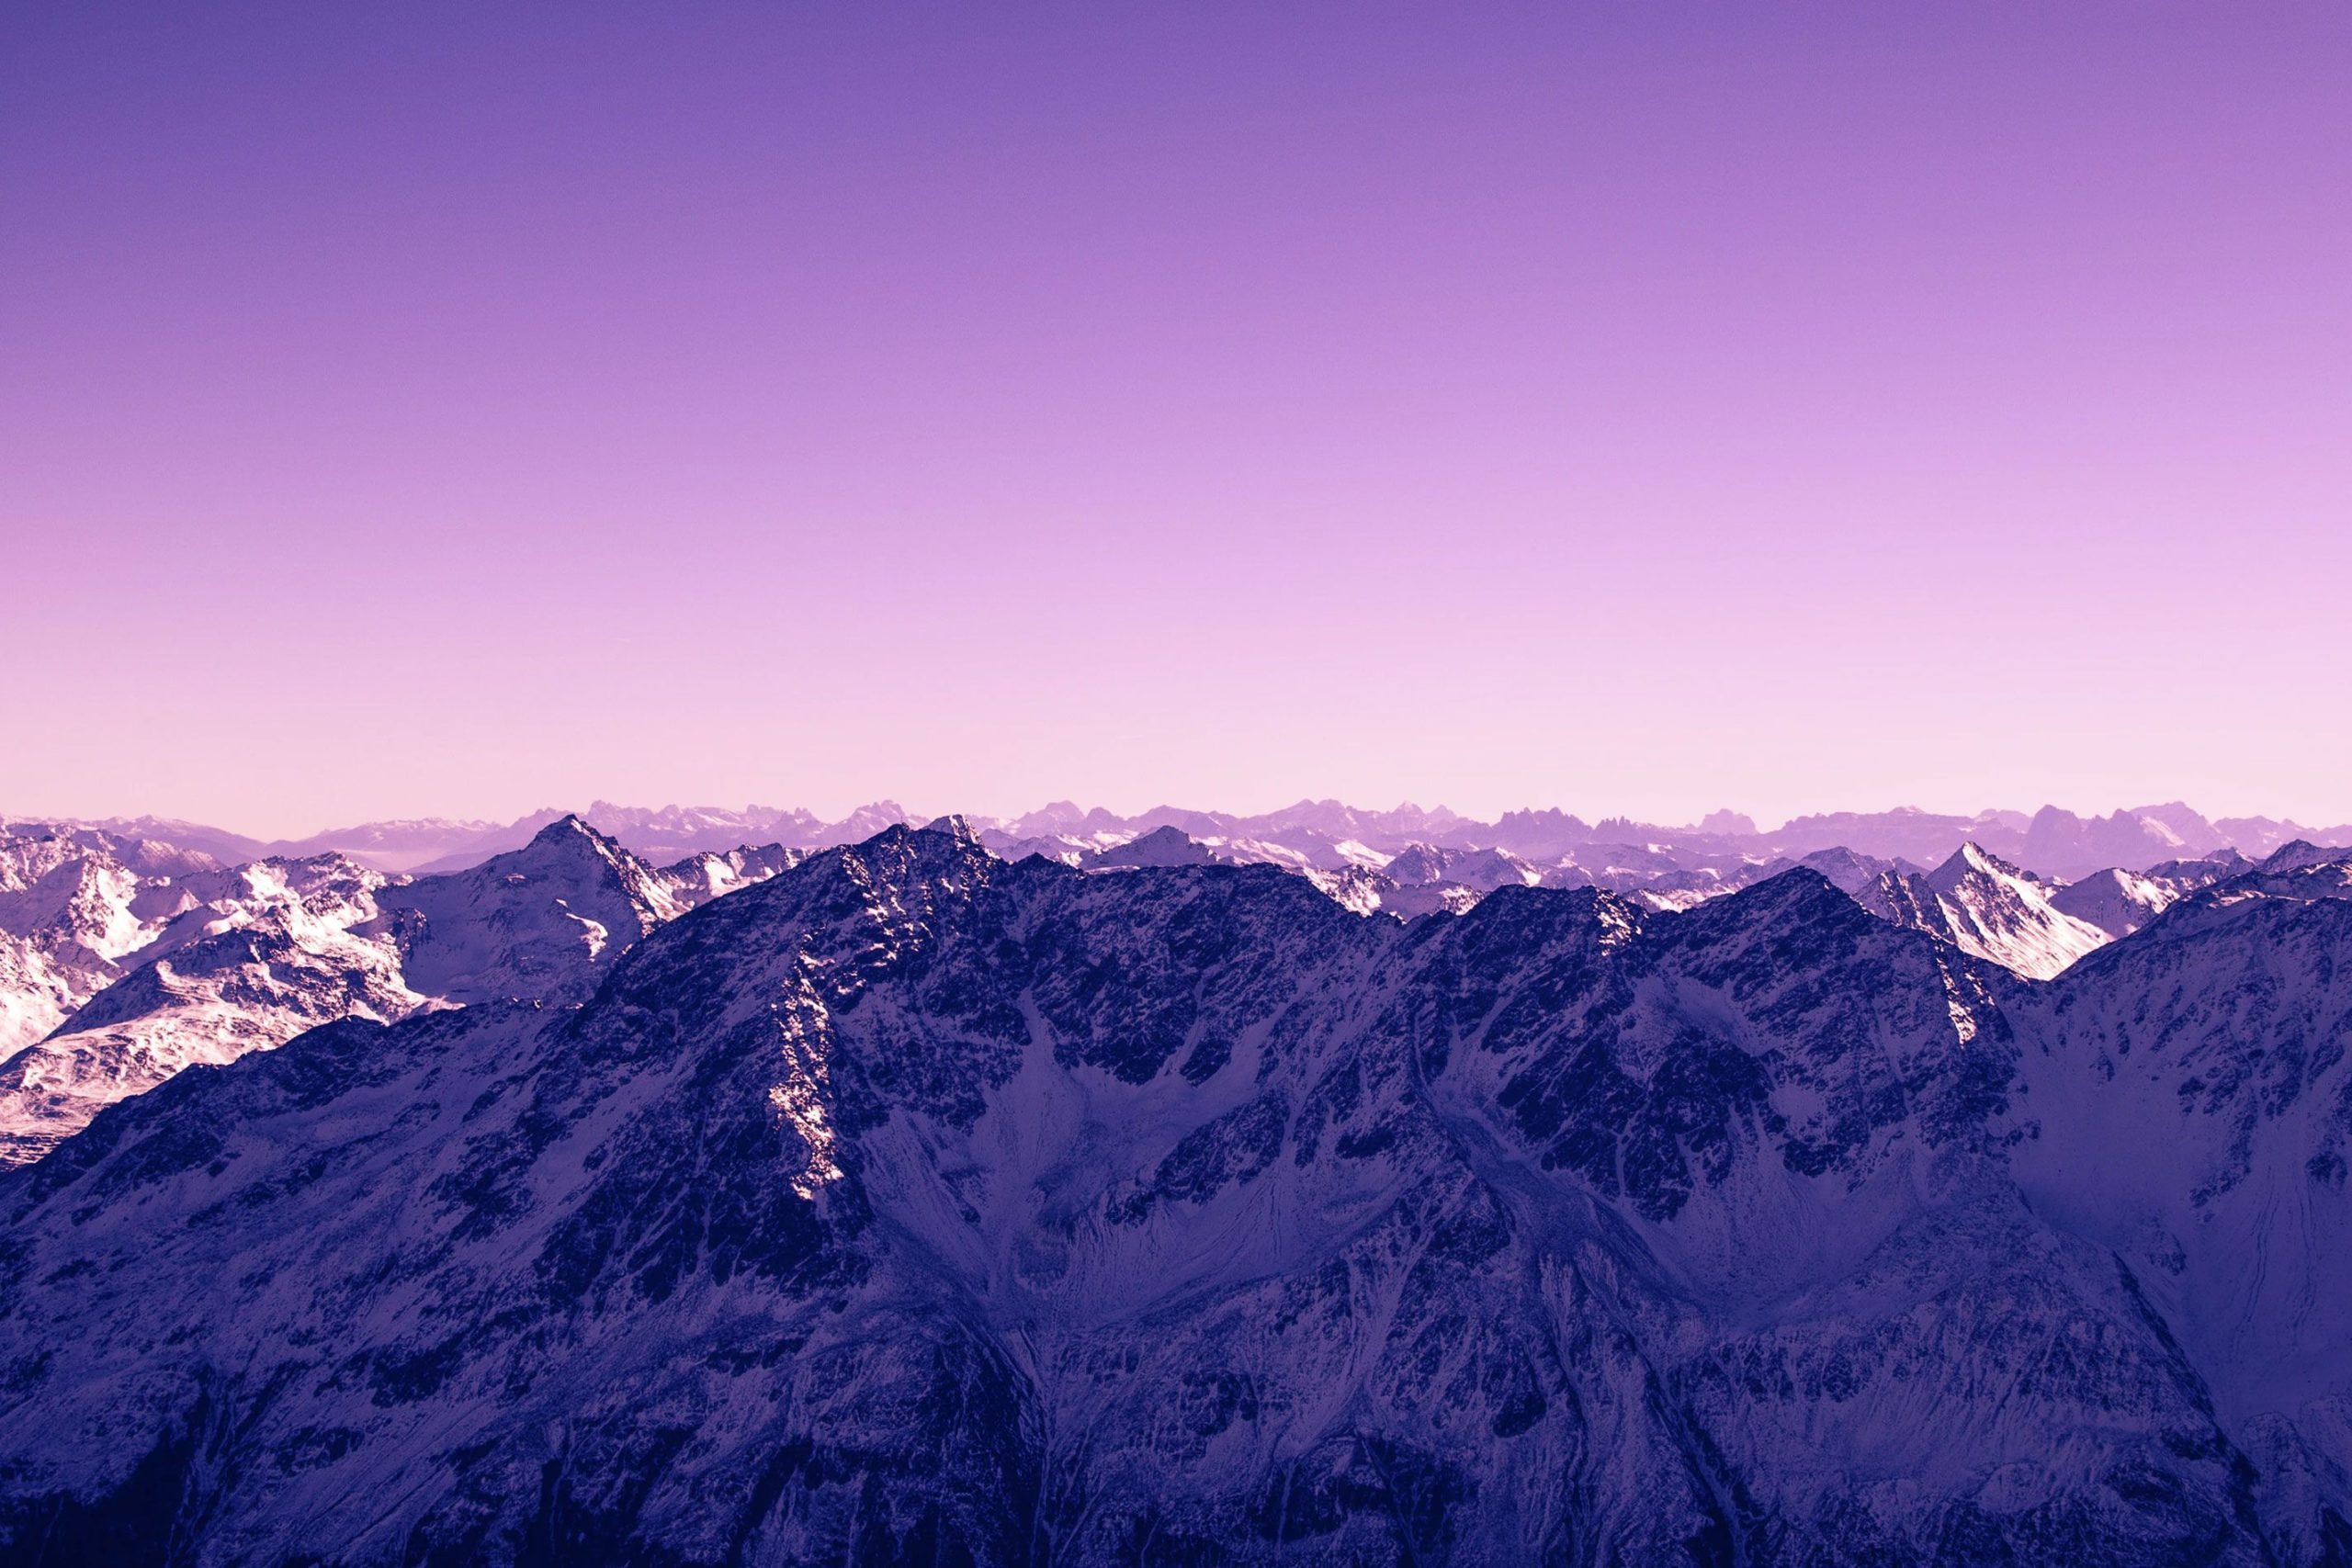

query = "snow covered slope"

[2046,853,2243,938]
[0,819,710,1166]
[364,815,682,1006]
[0,828,225,1054]
[0,826,2339,1563]
[2047,866,2181,937]
[654,842,803,908]
[0,854,418,1165]
[1870,842,2114,980]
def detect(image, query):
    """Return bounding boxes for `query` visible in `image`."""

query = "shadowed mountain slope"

[3,826,2345,1563]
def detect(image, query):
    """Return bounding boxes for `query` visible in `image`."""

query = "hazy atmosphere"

[7,1,2349,834]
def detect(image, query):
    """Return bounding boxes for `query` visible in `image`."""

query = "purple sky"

[6,3,2348,836]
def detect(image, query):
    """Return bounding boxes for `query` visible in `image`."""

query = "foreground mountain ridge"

[3,821,2349,1563]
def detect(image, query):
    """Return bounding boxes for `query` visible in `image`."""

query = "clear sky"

[5,2,2347,836]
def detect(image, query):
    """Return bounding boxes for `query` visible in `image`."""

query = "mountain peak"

[529,812,600,847]
[367,815,675,1007]
[1721,863,1878,929]
[1931,840,2012,884]
[2257,839,2345,876]
[1906,840,2109,979]
[1084,825,1216,870]
[915,813,981,847]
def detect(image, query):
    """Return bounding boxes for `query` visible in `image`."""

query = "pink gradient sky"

[5,3,2348,837]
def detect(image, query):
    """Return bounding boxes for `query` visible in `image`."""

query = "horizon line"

[9,794,2350,850]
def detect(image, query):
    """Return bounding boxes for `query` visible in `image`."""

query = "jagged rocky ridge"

[3,823,2350,1562]
[0,811,2307,1172]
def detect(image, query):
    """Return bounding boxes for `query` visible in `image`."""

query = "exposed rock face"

[3,825,2348,1563]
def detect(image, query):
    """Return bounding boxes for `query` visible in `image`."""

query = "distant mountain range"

[15,796,2347,878]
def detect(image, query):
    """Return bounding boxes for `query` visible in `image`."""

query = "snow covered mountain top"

[7,802,2328,1180]
[2135,840,2352,938]
[0,843,412,1165]
[1033,822,2259,981]
[2048,865,2179,938]
[0,826,277,1061]
[364,815,684,1006]
[0,817,806,1167]
[0,823,221,892]
[2252,839,2352,880]
[2,804,2312,1147]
